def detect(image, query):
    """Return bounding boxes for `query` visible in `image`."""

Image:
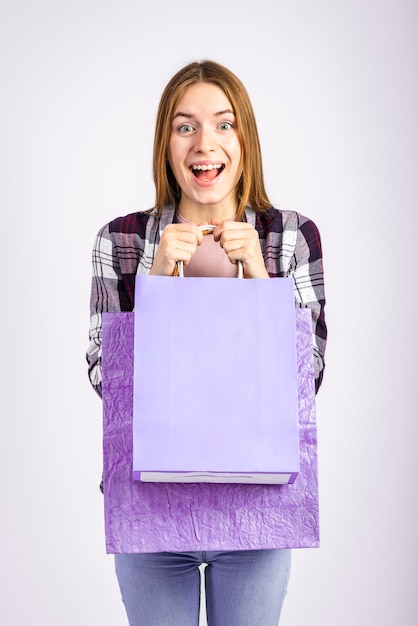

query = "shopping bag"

[132,238,300,484]
[101,309,319,553]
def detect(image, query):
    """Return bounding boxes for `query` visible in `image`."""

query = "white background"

[1,1,417,624]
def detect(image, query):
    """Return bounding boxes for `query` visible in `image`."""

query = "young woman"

[87,60,327,626]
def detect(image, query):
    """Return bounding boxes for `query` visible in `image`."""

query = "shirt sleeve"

[290,215,327,392]
[86,222,125,397]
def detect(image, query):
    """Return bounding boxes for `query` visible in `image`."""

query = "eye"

[219,121,234,131]
[178,124,195,133]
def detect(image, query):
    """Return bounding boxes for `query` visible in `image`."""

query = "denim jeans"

[115,549,291,626]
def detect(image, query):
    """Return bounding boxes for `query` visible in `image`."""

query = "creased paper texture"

[102,309,319,553]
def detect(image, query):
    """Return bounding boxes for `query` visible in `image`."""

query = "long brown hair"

[152,60,271,220]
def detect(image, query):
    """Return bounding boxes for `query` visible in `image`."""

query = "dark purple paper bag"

[101,309,319,553]
[133,276,299,484]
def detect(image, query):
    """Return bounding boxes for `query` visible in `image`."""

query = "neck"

[177,199,237,225]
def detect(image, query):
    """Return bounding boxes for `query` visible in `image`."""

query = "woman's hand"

[210,219,269,278]
[149,223,203,276]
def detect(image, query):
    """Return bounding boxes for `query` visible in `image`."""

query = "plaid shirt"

[87,205,327,396]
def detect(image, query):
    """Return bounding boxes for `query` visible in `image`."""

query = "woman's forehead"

[173,82,234,117]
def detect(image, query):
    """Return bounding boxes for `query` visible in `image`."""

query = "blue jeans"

[115,549,291,626]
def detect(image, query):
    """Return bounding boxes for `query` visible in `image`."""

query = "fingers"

[150,220,269,278]
[149,224,203,276]
[208,218,222,227]
[212,220,257,252]
[163,224,203,255]
[211,221,269,279]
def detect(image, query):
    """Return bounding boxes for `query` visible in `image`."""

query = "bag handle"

[176,224,244,279]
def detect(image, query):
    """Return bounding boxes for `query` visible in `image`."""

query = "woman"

[87,60,326,626]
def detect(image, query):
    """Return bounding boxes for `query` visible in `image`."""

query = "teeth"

[191,163,223,171]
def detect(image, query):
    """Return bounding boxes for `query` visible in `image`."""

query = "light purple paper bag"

[101,309,319,554]
[133,276,300,484]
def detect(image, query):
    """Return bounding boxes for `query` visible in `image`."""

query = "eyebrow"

[172,109,235,120]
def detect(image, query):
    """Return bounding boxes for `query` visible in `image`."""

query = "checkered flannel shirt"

[87,205,327,396]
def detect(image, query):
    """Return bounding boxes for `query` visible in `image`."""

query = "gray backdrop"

[1,1,417,624]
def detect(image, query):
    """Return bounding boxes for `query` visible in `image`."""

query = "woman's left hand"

[209,219,269,278]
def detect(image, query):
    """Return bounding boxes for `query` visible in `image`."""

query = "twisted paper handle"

[175,224,244,278]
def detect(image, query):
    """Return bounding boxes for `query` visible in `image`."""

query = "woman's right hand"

[149,223,203,276]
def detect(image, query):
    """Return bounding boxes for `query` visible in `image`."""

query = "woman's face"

[168,82,242,222]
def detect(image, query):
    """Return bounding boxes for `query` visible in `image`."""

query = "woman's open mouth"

[190,163,224,181]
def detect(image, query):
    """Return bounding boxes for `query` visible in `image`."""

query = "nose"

[194,125,216,153]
